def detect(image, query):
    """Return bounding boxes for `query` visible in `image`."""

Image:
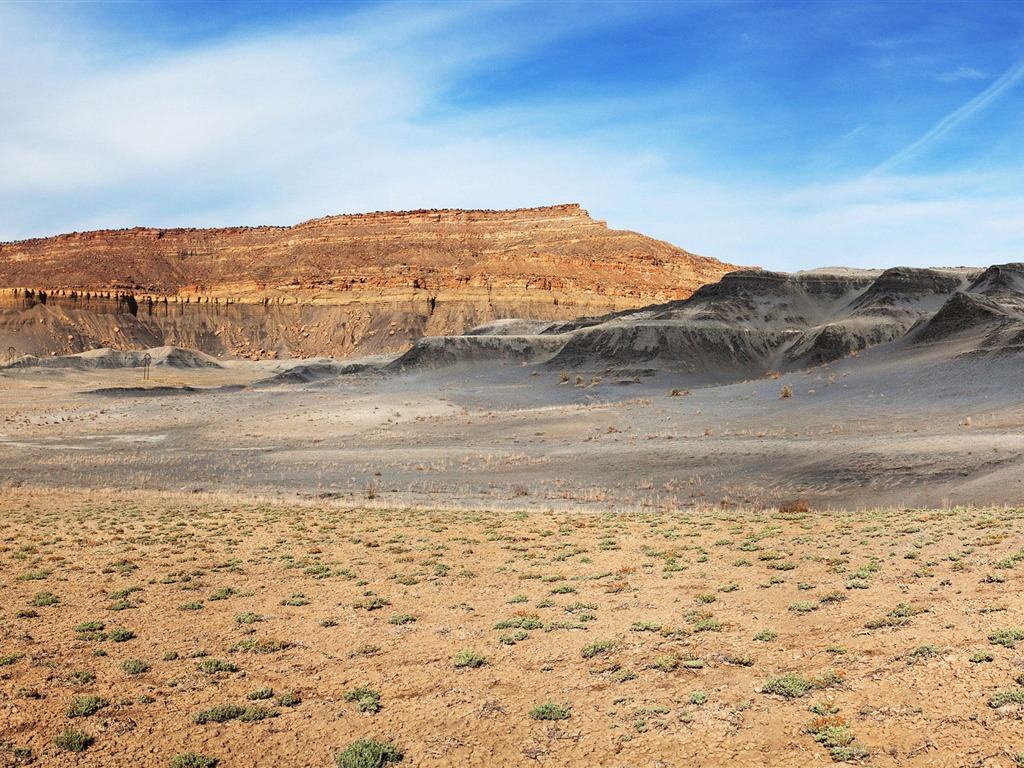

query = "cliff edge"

[0,204,740,359]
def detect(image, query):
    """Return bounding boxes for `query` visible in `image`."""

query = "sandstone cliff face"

[0,205,739,359]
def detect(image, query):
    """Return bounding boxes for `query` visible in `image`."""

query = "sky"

[1,0,1023,271]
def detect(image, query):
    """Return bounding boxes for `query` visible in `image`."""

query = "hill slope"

[0,204,739,359]
[393,264,1024,381]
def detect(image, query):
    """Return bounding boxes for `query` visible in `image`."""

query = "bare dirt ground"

[2,351,1024,766]
[2,488,1024,767]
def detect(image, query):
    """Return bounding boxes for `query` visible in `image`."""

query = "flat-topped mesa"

[0,204,741,359]
[293,203,596,229]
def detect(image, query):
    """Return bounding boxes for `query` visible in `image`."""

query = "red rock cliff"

[0,204,742,358]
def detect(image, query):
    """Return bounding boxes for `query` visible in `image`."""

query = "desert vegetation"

[0,488,1023,765]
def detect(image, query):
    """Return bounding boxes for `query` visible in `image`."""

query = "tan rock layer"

[0,204,740,358]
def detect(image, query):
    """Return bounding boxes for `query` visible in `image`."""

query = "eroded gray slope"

[393,264,1024,379]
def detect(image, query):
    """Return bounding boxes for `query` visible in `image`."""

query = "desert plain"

[1,332,1024,767]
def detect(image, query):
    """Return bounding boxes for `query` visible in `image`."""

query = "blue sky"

[1,1,1022,271]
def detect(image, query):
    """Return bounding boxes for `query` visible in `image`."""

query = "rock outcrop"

[0,204,739,359]
[392,265,1024,380]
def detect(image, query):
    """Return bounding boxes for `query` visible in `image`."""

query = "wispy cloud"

[1,2,1022,273]
[936,66,987,83]
[872,58,1024,174]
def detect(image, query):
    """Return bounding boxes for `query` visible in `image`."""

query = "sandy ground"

[1,349,1024,766]
[2,488,1024,767]
[0,344,1022,511]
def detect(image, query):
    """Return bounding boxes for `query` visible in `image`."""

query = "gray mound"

[3,346,222,371]
[83,384,247,396]
[389,334,568,370]
[253,360,374,386]
[391,263,1024,378]
[912,292,1024,346]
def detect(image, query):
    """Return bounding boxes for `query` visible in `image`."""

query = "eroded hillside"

[0,205,739,359]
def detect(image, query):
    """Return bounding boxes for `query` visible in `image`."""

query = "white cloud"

[936,66,987,82]
[0,2,1022,275]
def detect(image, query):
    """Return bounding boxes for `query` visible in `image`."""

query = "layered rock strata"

[0,205,738,358]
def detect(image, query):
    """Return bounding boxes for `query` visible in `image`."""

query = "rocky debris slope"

[393,264,1024,380]
[0,205,739,359]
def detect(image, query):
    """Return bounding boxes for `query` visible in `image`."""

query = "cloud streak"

[1,2,1023,273]
[872,58,1024,175]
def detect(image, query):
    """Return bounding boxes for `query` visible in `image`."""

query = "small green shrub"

[650,653,681,672]
[107,599,139,611]
[74,620,106,641]
[582,639,616,659]
[789,601,819,614]
[235,612,263,624]
[728,653,755,667]
[754,629,777,641]
[197,659,238,675]
[192,704,277,724]
[275,691,301,707]
[67,670,96,685]
[344,686,381,713]
[168,753,218,768]
[30,591,59,607]
[630,621,662,632]
[121,658,150,675]
[989,628,1024,649]
[280,593,309,607]
[353,597,390,611]
[108,626,135,642]
[108,586,143,600]
[763,673,812,698]
[804,714,869,762]
[54,730,93,753]
[693,618,722,632]
[493,616,543,630]
[907,645,942,662]
[247,687,274,700]
[529,702,571,720]
[66,696,108,718]
[335,739,403,768]
[453,650,488,668]
[988,688,1024,708]
[388,614,416,625]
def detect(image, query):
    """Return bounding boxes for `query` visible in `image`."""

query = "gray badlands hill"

[392,264,1024,381]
